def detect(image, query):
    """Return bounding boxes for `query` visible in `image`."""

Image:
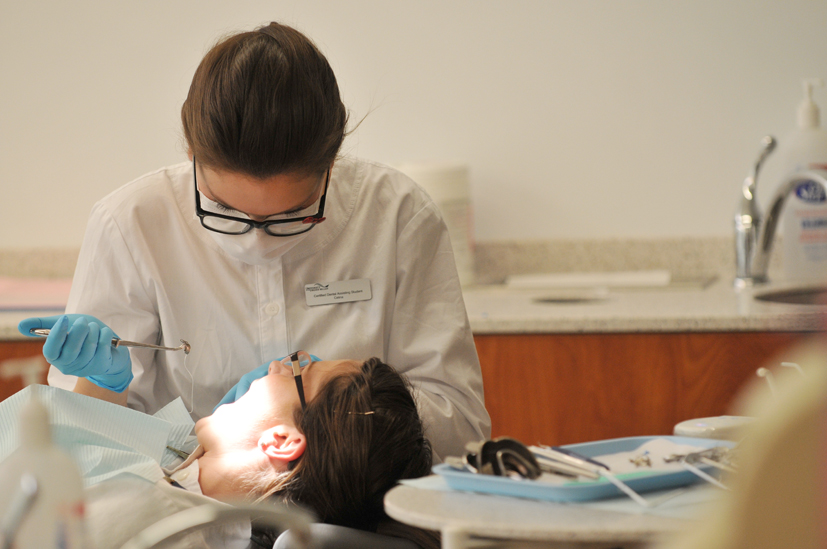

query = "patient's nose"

[268,359,291,376]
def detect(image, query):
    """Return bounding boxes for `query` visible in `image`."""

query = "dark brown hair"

[263,358,432,531]
[181,22,348,178]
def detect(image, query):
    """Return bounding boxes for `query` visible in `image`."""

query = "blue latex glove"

[215,353,321,411]
[18,314,133,393]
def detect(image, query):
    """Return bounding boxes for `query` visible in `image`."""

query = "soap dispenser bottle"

[0,359,86,548]
[777,78,827,282]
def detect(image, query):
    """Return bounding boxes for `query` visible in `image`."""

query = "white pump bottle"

[0,357,87,548]
[777,78,827,282]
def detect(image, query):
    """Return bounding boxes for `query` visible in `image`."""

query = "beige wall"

[3,0,826,248]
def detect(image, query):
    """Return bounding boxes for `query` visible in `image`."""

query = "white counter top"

[463,277,825,334]
[0,310,63,341]
[1,278,823,341]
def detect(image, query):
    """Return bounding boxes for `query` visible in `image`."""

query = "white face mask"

[197,191,314,265]
[206,227,311,266]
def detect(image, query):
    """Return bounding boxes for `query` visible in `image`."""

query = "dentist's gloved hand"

[215,353,321,411]
[18,314,133,393]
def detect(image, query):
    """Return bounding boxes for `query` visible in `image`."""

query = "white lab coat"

[49,157,490,461]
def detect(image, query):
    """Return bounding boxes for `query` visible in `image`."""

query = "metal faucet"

[734,136,827,286]
[734,136,775,286]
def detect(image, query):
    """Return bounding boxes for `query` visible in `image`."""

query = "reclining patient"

[1,354,433,548]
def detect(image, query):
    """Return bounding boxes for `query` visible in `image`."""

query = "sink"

[753,286,827,306]
[533,295,609,305]
[523,272,718,306]
[531,287,610,305]
[507,270,717,292]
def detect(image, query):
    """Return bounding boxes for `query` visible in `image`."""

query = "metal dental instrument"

[464,438,543,479]
[530,445,606,478]
[664,446,738,473]
[533,455,600,479]
[166,446,191,460]
[546,445,611,470]
[29,328,191,354]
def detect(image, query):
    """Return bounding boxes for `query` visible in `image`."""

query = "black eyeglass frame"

[288,351,308,411]
[193,157,329,237]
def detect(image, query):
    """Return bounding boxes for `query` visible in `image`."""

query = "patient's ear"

[258,425,306,463]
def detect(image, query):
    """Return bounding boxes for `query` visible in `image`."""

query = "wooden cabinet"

[474,331,806,446]
[0,340,48,402]
[0,333,810,441]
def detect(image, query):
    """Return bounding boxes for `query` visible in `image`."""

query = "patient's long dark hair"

[252,358,434,545]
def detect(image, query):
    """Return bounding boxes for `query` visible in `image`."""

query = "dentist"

[19,21,489,462]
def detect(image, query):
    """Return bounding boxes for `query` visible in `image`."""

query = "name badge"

[305,279,372,307]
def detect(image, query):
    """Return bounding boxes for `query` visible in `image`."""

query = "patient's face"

[195,358,361,456]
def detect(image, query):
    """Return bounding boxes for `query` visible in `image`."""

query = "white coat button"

[177,471,189,480]
[265,303,281,316]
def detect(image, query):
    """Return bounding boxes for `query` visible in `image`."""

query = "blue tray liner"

[433,436,735,502]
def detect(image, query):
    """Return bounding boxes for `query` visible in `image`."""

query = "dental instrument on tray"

[462,438,543,479]
[664,446,738,472]
[664,446,738,489]
[533,444,693,508]
[535,457,600,479]
[529,445,610,479]
[535,445,611,471]
[459,438,603,480]
[452,437,721,509]
[29,328,191,354]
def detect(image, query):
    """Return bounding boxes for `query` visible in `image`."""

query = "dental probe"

[166,446,191,460]
[29,328,191,354]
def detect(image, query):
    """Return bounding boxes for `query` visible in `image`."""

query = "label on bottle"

[794,180,827,203]
[783,199,827,281]
[781,156,827,281]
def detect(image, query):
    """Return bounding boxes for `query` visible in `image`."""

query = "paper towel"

[396,161,475,287]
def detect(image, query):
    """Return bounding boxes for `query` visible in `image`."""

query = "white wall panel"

[2,1,825,247]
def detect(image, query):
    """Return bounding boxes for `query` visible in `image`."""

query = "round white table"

[384,481,713,549]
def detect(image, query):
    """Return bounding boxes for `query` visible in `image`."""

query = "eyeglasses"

[193,157,329,237]
[281,351,313,411]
